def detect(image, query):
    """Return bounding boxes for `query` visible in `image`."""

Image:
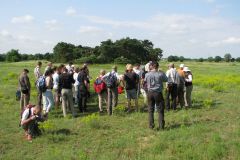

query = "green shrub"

[81,113,101,129]
[39,120,57,133]
[203,99,215,109]
[113,105,126,116]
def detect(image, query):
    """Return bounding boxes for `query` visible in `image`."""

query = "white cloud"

[66,7,77,16]
[0,30,11,37]
[45,19,59,31]
[11,15,34,23]
[78,26,103,34]
[222,37,240,44]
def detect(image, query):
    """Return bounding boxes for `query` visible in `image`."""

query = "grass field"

[0,61,240,160]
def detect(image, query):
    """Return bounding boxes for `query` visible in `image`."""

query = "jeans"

[42,90,54,113]
[148,91,165,129]
[107,87,118,115]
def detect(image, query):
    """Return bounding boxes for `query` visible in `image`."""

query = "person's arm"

[58,75,62,94]
[21,109,36,125]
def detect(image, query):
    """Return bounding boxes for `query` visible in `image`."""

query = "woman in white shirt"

[73,67,80,104]
[183,67,193,108]
[52,66,60,108]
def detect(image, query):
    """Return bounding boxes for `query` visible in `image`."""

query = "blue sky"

[0,0,240,58]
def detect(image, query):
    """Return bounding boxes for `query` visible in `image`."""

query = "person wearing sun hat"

[183,66,193,108]
[177,64,185,108]
[123,64,139,112]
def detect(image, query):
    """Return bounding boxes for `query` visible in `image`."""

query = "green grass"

[0,61,240,160]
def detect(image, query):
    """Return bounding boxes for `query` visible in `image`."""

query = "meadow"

[0,61,240,160]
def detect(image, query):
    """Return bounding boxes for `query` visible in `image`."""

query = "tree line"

[0,38,162,64]
[1,37,239,63]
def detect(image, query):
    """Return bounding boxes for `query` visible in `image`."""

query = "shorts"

[125,89,137,99]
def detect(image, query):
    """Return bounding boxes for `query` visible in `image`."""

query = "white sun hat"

[183,67,191,72]
[180,64,184,68]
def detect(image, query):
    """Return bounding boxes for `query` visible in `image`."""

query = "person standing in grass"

[144,62,168,130]
[166,63,179,111]
[95,69,108,113]
[52,66,60,108]
[77,67,90,113]
[177,64,185,108]
[102,65,119,115]
[73,67,80,105]
[183,67,193,108]
[123,64,139,112]
[34,61,42,106]
[42,69,54,117]
[59,67,76,117]
[19,69,31,111]
[133,64,143,97]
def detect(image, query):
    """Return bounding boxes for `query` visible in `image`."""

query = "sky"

[0,0,240,58]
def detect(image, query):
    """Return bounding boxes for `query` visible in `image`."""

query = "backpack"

[93,78,106,93]
[105,73,117,88]
[36,76,47,92]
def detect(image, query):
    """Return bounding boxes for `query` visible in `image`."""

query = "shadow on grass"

[50,129,71,135]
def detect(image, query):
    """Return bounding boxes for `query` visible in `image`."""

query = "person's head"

[151,61,159,70]
[183,67,191,73]
[168,63,174,69]
[83,63,88,67]
[62,67,68,73]
[33,105,41,115]
[45,69,53,77]
[134,63,140,69]
[74,67,80,73]
[48,62,53,67]
[58,64,65,73]
[112,65,117,72]
[69,62,73,66]
[99,69,106,76]
[37,61,42,67]
[52,66,58,72]
[126,64,133,72]
[179,64,184,70]
[23,69,29,74]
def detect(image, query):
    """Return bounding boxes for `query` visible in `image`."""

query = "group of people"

[18,60,193,141]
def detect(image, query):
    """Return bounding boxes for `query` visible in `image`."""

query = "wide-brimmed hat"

[183,67,191,72]
[180,64,184,68]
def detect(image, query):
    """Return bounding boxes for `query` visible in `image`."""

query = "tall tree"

[6,49,21,62]
[224,53,232,62]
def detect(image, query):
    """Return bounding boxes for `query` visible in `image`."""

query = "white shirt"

[52,72,59,89]
[21,108,34,121]
[34,66,42,79]
[166,68,179,84]
[133,68,143,79]
[185,74,193,82]
[73,72,80,86]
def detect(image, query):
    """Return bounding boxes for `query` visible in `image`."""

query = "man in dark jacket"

[19,69,31,111]
[59,67,76,117]
[77,67,90,113]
